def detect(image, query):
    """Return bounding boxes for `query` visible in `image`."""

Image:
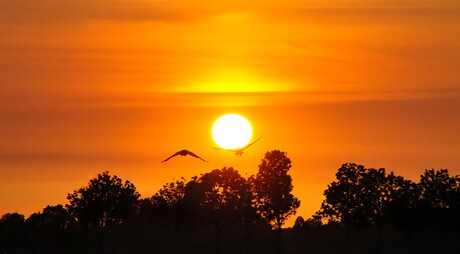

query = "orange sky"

[0,0,459,226]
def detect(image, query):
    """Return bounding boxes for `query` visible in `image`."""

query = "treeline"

[308,163,460,231]
[292,163,460,254]
[0,150,299,254]
[1,155,459,254]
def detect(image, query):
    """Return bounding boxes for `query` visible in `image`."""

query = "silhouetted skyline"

[2,153,460,254]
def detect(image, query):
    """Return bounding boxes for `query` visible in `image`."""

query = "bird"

[162,149,208,162]
[214,136,263,156]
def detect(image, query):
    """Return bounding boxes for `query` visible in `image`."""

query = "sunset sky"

[1,0,459,226]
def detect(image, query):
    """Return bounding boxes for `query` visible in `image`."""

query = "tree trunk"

[244,222,251,254]
[405,229,413,254]
[345,223,351,254]
[173,223,180,254]
[215,221,221,254]
[276,219,282,254]
[376,224,383,254]
[98,227,105,254]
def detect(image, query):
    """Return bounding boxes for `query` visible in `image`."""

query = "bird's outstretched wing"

[212,136,263,155]
[241,136,263,151]
[162,151,182,162]
[185,150,208,162]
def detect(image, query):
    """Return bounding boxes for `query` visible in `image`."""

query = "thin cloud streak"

[2,0,458,25]
[1,90,459,110]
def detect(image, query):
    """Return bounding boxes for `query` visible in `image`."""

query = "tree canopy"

[253,150,300,230]
[66,171,140,229]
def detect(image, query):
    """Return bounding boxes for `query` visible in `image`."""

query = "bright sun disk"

[212,114,253,150]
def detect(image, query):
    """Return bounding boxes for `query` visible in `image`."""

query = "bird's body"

[214,136,262,156]
[162,149,207,162]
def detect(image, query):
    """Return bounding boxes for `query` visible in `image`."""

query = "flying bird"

[162,149,208,162]
[214,136,263,156]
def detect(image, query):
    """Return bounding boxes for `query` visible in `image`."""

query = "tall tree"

[253,150,300,253]
[66,171,140,229]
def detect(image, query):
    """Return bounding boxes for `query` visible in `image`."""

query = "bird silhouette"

[162,149,208,162]
[214,136,262,156]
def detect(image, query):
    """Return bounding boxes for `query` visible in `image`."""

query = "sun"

[212,114,253,150]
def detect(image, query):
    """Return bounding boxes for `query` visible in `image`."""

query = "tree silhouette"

[384,172,420,253]
[201,167,252,223]
[27,205,75,231]
[4,160,460,254]
[66,171,140,229]
[385,172,420,228]
[153,178,187,208]
[360,168,389,225]
[0,213,25,252]
[318,163,367,253]
[419,169,457,209]
[358,168,393,253]
[293,216,305,230]
[150,178,187,228]
[253,150,300,253]
[418,169,459,230]
[318,163,366,228]
[25,205,75,251]
[185,167,253,254]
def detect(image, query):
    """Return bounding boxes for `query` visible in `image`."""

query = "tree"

[419,169,457,209]
[153,178,187,208]
[185,167,254,254]
[384,173,420,253]
[25,205,76,251]
[385,172,420,230]
[293,216,305,230]
[66,171,140,229]
[27,205,75,231]
[358,168,394,254]
[253,150,300,253]
[293,215,323,231]
[150,178,187,228]
[0,213,26,252]
[418,169,459,229]
[361,168,388,223]
[318,163,366,229]
[199,167,253,225]
[317,163,368,254]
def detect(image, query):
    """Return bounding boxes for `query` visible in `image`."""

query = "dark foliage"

[1,158,459,254]
[66,171,140,229]
[253,150,300,230]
